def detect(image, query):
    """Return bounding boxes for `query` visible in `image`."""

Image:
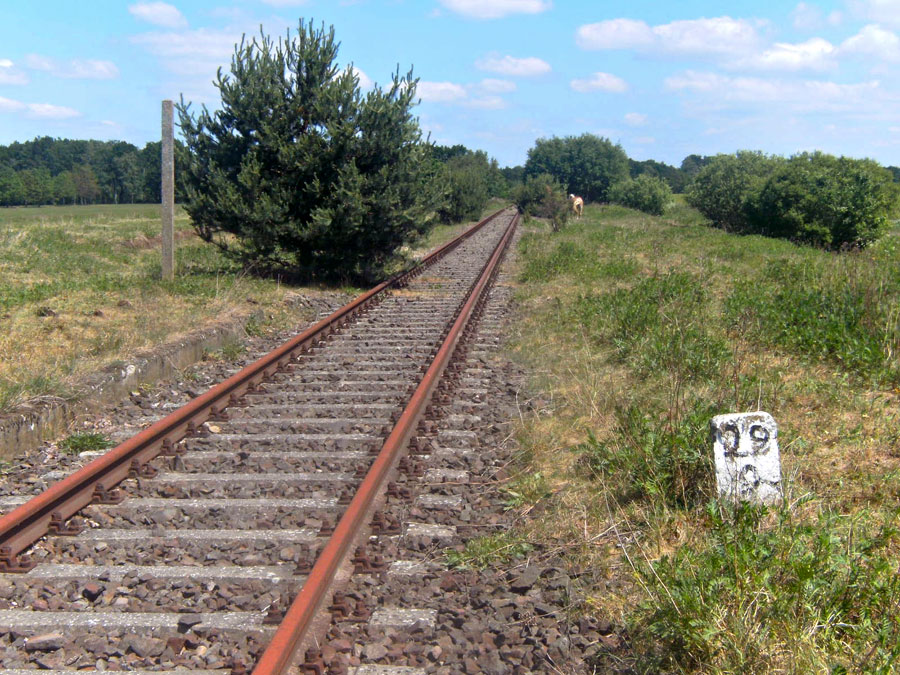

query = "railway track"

[0,207,522,673]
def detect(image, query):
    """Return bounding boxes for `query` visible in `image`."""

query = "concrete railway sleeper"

[0,207,518,673]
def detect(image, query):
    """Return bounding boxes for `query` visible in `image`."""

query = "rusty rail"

[252,211,519,675]
[0,207,509,572]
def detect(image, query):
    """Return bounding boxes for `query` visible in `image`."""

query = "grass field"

[0,204,308,412]
[506,202,900,671]
[0,203,499,415]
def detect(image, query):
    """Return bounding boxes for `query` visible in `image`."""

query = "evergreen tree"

[178,20,436,281]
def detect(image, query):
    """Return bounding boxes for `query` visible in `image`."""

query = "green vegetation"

[524,134,629,203]
[685,151,779,232]
[446,532,534,570]
[178,21,436,283]
[59,432,113,454]
[510,200,900,671]
[609,174,672,215]
[0,203,309,415]
[688,151,899,248]
[512,173,570,231]
[433,148,503,224]
[0,137,186,206]
[629,157,689,194]
[635,504,900,672]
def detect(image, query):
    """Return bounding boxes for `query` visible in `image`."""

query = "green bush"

[59,432,114,454]
[750,152,898,249]
[512,173,570,231]
[609,174,672,215]
[435,152,491,224]
[178,21,437,282]
[686,151,780,232]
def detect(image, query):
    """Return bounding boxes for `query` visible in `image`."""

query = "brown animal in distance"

[569,194,584,218]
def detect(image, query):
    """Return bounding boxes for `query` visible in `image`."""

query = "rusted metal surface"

[251,212,519,675]
[0,208,507,571]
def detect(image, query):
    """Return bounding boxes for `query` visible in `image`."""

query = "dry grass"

[0,204,326,411]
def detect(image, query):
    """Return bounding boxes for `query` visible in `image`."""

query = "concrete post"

[710,412,783,504]
[161,99,175,281]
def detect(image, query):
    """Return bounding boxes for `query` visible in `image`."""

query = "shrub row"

[687,151,899,249]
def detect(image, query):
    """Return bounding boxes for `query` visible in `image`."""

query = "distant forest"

[0,136,897,207]
[0,136,186,207]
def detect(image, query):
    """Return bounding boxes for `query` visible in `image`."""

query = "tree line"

[0,137,186,206]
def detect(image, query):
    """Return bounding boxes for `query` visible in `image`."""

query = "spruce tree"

[177,21,436,281]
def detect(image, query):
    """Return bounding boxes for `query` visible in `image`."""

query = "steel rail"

[0,207,509,572]
[252,211,519,675]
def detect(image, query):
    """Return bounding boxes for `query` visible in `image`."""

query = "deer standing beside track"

[569,194,584,218]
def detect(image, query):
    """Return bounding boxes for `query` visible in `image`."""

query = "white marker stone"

[710,412,782,504]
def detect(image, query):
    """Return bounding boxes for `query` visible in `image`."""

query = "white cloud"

[129,2,188,29]
[791,3,843,29]
[68,60,120,79]
[655,17,761,55]
[576,19,654,50]
[417,81,468,102]
[475,53,551,76]
[438,0,551,19]
[577,16,761,56]
[0,96,26,113]
[26,103,81,119]
[479,78,516,93]
[570,72,628,93]
[417,79,513,108]
[132,27,242,77]
[738,37,836,71]
[0,96,80,119]
[25,55,119,79]
[624,112,647,126]
[840,24,900,61]
[0,59,12,68]
[665,70,884,113]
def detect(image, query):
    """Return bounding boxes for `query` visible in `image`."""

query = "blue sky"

[2,0,900,168]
